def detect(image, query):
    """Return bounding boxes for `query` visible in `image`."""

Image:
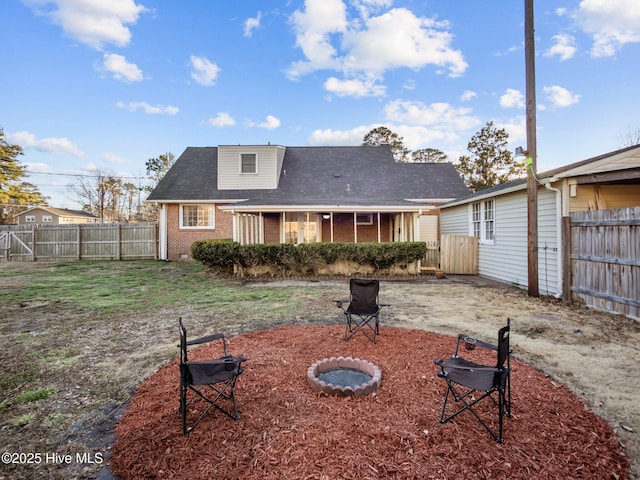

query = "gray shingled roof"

[147,145,470,207]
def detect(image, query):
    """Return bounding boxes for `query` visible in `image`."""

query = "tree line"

[3,123,639,224]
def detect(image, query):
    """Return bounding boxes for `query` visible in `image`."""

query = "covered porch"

[220,205,436,246]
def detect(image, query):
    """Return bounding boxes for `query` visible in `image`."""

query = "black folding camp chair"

[433,319,512,442]
[179,318,246,435]
[334,279,389,344]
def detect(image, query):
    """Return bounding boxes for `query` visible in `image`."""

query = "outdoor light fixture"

[322,214,331,220]
[514,146,526,160]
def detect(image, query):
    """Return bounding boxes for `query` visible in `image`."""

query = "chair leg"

[439,382,506,443]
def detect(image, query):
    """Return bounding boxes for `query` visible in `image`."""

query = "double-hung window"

[471,199,495,244]
[180,205,215,229]
[240,153,257,174]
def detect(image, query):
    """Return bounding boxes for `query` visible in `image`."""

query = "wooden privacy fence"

[0,223,157,261]
[440,234,478,274]
[565,207,639,320]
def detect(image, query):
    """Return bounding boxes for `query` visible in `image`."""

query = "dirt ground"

[1,271,639,479]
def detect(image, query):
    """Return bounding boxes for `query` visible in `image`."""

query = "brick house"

[147,144,470,261]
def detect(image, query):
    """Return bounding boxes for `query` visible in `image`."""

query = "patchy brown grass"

[0,262,638,479]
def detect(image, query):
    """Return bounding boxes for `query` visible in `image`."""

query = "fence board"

[440,235,478,274]
[570,207,639,320]
[0,223,157,261]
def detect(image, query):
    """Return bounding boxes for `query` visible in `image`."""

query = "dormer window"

[240,153,257,174]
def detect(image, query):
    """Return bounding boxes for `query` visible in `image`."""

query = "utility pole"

[525,0,539,297]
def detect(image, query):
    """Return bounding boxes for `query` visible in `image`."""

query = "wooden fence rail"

[567,207,639,320]
[0,223,157,261]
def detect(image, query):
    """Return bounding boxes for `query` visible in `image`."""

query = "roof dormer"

[217,144,286,190]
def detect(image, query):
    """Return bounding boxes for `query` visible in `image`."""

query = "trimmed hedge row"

[191,240,427,276]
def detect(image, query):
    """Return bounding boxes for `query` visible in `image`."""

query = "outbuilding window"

[471,199,495,244]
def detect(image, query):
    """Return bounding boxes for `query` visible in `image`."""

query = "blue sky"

[2,0,639,208]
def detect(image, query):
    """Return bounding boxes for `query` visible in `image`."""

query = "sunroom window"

[284,212,319,244]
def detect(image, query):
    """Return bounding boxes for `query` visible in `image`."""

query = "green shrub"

[192,240,427,276]
[191,239,238,273]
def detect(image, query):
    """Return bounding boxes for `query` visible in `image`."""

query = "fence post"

[31,225,36,262]
[77,225,82,260]
[116,224,121,260]
[562,216,572,304]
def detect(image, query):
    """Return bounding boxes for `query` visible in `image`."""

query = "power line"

[25,170,146,180]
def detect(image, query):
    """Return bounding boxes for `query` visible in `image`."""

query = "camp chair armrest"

[334,299,349,309]
[187,333,225,346]
[456,333,498,351]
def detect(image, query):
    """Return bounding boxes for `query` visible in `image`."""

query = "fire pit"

[307,357,381,397]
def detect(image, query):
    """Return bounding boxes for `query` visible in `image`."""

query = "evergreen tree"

[456,121,525,192]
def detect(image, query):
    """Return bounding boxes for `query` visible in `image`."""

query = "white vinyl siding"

[439,205,468,235]
[440,187,560,297]
[218,145,285,190]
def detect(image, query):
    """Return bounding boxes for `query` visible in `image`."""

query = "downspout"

[158,204,167,260]
[544,182,563,298]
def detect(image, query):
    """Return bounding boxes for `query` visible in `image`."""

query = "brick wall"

[166,204,234,260]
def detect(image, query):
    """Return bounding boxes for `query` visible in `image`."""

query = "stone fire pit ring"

[307,356,382,397]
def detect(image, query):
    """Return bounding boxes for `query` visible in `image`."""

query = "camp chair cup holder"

[463,336,477,351]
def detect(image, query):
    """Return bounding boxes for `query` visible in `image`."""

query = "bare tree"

[71,169,128,222]
[619,128,640,148]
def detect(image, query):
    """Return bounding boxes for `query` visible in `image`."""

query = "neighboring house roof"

[16,206,100,219]
[441,144,640,208]
[147,145,470,208]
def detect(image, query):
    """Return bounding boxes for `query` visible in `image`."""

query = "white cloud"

[307,123,460,150]
[543,85,581,107]
[383,100,480,130]
[23,0,147,50]
[247,115,281,130]
[101,153,127,164]
[207,112,236,127]
[308,126,371,146]
[309,98,482,151]
[499,88,525,109]
[189,55,220,86]
[574,0,640,57]
[324,77,385,97]
[24,162,53,173]
[496,116,526,146]
[98,53,143,82]
[287,0,467,97]
[544,34,577,61]
[116,101,179,115]
[460,90,477,102]
[287,0,348,78]
[6,130,84,157]
[244,12,262,38]
[341,8,467,76]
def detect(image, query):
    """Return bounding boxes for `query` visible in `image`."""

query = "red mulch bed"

[110,325,629,479]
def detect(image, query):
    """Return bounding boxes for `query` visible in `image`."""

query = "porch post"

[330,213,334,243]
[377,212,381,243]
[353,212,358,242]
[259,212,264,244]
